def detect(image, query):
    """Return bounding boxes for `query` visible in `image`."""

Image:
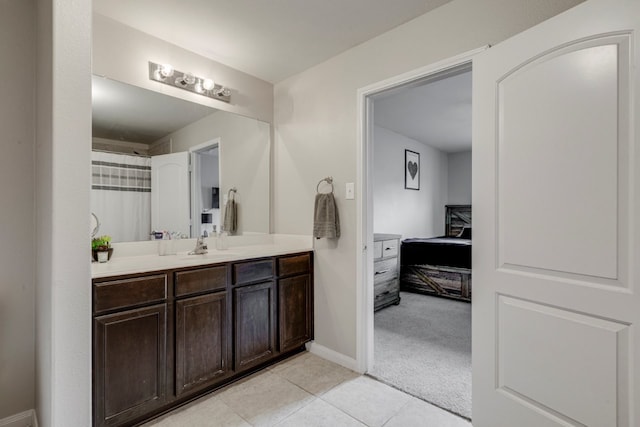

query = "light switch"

[345,182,355,200]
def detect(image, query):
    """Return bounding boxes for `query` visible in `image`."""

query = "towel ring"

[316,177,334,194]
[228,187,237,200]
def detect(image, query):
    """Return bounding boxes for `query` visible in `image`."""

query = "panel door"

[93,304,167,427]
[279,274,312,352]
[233,281,276,371]
[151,151,190,237]
[175,292,230,396]
[473,1,639,426]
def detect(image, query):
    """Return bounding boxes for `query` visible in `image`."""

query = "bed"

[400,205,472,302]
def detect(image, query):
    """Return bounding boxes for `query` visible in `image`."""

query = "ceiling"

[93,0,453,84]
[373,69,472,153]
[92,76,217,144]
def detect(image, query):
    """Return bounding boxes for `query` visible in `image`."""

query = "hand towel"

[223,199,237,234]
[313,193,340,239]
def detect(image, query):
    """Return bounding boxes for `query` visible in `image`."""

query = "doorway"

[190,138,222,238]
[356,48,485,420]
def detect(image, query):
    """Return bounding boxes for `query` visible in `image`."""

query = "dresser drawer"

[380,239,398,258]
[175,265,228,297]
[374,258,398,284]
[374,279,399,299]
[94,274,167,314]
[373,241,383,259]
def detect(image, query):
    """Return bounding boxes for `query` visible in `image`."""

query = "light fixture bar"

[148,61,231,103]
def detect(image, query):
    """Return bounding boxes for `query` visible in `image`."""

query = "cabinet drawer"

[373,241,383,259]
[374,258,398,284]
[278,253,311,277]
[233,259,275,285]
[175,265,228,297]
[381,239,399,258]
[94,274,167,315]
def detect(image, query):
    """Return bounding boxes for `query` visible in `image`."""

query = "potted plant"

[92,235,112,262]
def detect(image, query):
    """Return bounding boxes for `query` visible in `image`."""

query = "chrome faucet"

[189,235,208,255]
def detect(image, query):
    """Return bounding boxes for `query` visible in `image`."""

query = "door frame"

[355,46,488,373]
[189,138,221,237]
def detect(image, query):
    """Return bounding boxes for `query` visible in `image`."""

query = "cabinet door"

[279,274,313,352]
[175,292,229,396]
[233,281,276,371]
[93,304,167,427]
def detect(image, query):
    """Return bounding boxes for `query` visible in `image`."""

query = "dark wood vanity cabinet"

[92,252,313,427]
[233,280,277,370]
[93,275,169,427]
[174,265,231,397]
[278,254,313,352]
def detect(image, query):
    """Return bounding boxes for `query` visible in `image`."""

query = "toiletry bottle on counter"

[158,231,176,256]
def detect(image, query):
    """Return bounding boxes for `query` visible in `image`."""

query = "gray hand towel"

[313,193,340,239]
[223,199,237,234]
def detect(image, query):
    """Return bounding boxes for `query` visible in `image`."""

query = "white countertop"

[92,234,313,279]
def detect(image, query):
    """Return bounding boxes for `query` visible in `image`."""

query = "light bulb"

[159,63,174,78]
[194,80,204,93]
[202,78,215,90]
[183,72,196,85]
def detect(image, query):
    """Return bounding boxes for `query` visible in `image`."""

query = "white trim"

[355,46,489,373]
[0,410,38,427]
[187,137,221,153]
[306,342,361,372]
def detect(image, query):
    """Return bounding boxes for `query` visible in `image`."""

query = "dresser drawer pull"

[384,247,395,251]
[375,291,391,299]
[375,269,390,275]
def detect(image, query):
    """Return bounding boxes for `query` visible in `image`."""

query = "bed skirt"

[400,264,471,302]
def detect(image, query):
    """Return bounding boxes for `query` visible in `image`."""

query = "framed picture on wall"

[405,149,420,190]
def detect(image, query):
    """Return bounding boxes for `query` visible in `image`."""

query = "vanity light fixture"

[148,61,231,103]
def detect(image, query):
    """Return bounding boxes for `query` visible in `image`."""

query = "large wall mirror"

[91,76,270,242]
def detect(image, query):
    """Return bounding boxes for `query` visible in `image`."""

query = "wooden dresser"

[373,233,401,311]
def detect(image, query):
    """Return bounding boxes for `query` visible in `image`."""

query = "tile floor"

[143,352,471,427]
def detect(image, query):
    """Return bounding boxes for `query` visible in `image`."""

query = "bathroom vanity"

[92,239,313,427]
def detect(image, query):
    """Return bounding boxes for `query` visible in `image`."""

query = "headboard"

[445,205,472,237]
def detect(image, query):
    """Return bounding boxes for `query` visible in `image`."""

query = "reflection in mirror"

[91,76,270,243]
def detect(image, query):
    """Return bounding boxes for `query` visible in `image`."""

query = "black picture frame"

[405,149,420,190]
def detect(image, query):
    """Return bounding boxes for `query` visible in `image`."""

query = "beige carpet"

[369,291,471,420]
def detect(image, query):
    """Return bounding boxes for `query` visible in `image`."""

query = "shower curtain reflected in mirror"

[91,151,151,242]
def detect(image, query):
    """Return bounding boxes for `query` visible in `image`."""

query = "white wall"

[273,0,584,360]
[163,111,271,234]
[93,14,274,124]
[448,150,472,205]
[373,126,447,239]
[36,0,92,426]
[0,0,35,419]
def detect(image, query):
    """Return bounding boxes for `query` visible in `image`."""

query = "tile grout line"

[317,394,372,427]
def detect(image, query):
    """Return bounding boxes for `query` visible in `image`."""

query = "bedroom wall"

[373,126,448,240]
[448,150,472,205]
[273,0,584,362]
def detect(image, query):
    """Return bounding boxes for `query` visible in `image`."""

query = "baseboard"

[0,410,37,427]
[306,342,361,372]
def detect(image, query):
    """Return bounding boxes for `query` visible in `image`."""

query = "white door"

[473,1,639,426]
[151,152,190,237]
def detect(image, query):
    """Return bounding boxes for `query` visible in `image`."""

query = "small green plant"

[92,235,112,251]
